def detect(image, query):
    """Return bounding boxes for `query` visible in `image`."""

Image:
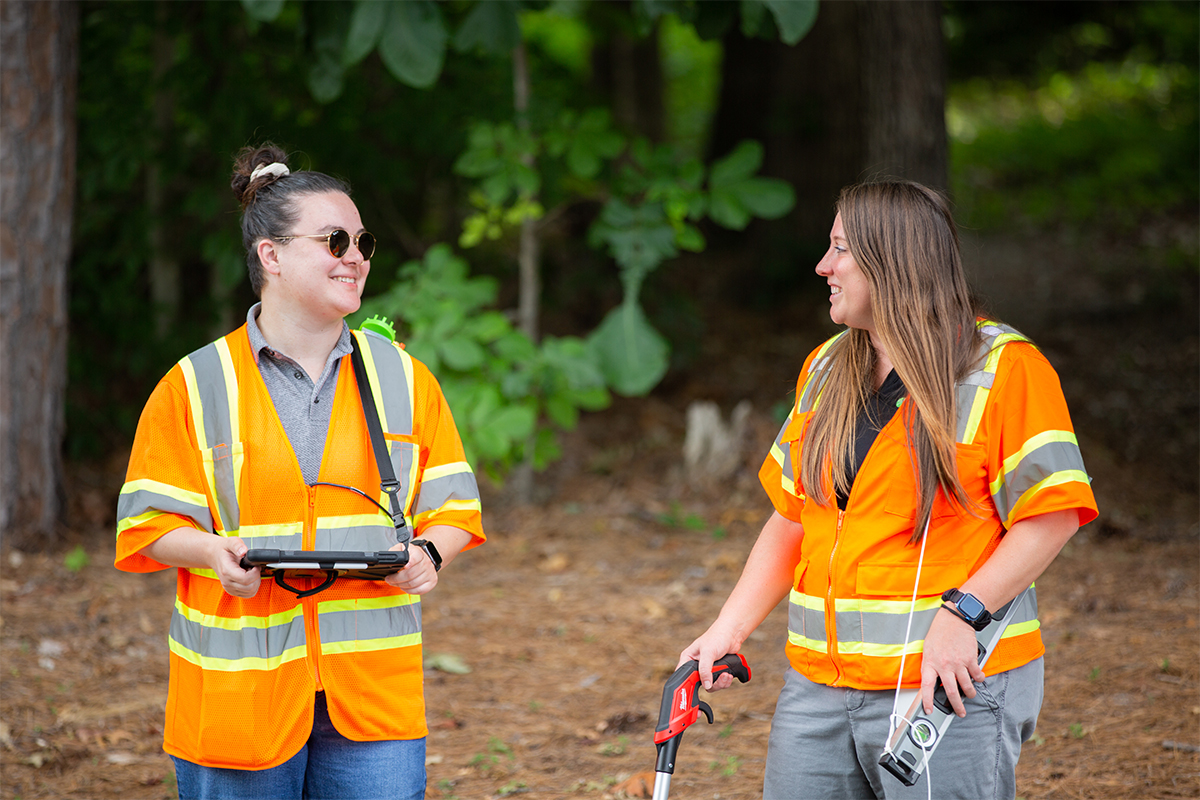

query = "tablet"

[239,548,409,580]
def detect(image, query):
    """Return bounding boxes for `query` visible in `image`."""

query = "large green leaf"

[308,5,348,103]
[708,140,795,228]
[440,336,486,371]
[710,176,795,229]
[489,404,536,442]
[378,0,447,89]
[762,0,818,45]
[565,109,625,179]
[736,177,795,218]
[589,200,678,290]
[588,303,670,397]
[240,0,284,22]
[709,140,764,187]
[453,0,522,56]
[344,0,388,66]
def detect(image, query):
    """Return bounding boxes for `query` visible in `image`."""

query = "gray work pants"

[763,658,1043,800]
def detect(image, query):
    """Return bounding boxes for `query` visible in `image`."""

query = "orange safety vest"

[116,325,483,768]
[760,320,1098,690]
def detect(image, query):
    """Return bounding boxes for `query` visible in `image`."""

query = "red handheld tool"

[652,653,751,800]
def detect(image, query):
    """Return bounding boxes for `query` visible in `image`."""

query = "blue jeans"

[171,692,426,800]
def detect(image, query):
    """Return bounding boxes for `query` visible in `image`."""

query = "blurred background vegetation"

[60,0,1197,507]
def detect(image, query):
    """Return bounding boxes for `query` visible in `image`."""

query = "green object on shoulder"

[360,315,396,342]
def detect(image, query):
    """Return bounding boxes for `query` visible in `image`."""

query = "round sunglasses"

[276,229,376,260]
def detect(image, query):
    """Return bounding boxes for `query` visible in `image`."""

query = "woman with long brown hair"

[678,180,1097,798]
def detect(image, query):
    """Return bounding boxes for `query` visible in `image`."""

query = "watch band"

[412,539,442,572]
[941,601,980,629]
[940,587,992,631]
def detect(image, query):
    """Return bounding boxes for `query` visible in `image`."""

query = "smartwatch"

[941,588,992,631]
[411,539,442,572]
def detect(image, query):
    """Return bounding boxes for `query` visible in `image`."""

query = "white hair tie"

[250,162,290,182]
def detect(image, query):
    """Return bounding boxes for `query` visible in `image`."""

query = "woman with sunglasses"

[675,181,1097,798]
[115,143,484,799]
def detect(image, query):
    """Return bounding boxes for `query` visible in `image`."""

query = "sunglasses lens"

[327,230,350,258]
[358,232,376,260]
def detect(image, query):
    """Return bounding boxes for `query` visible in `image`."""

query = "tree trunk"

[0,0,79,546]
[147,0,179,337]
[859,0,947,190]
[511,41,538,504]
[709,0,947,244]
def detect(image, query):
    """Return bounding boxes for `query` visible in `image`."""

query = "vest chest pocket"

[855,558,968,597]
[883,441,989,522]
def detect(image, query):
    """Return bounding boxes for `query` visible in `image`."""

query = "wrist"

[940,588,992,631]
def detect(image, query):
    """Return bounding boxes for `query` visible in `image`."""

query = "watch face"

[957,593,986,621]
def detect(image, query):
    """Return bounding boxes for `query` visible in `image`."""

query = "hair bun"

[232,143,290,209]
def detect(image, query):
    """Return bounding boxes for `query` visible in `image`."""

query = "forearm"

[414,524,475,570]
[141,526,223,570]
[710,510,805,648]
[957,508,1080,612]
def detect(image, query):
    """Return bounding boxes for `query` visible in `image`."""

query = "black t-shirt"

[836,369,907,510]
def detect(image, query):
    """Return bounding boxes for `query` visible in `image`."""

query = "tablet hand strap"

[272,570,338,598]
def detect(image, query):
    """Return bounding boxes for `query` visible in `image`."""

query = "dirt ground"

[2,229,1198,799]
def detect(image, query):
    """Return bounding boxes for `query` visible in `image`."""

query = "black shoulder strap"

[350,334,411,544]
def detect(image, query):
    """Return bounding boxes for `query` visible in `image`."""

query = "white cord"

[886,515,933,800]
[889,516,931,723]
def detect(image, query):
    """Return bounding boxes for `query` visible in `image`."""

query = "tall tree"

[1,0,79,545]
[710,0,947,243]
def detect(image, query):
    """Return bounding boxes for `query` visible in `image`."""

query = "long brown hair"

[800,181,983,540]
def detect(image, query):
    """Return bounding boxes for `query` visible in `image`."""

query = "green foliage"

[455,103,795,398]
[950,56,1198,231]
[63,546,90,574]
[948,1,1199,234]
[598,735,629,756]
[356,245,610,478]
[587,301,671,397]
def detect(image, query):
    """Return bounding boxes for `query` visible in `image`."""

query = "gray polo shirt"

[245,303,354,485]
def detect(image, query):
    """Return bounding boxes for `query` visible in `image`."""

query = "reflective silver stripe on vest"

[354,330,413,436]
[117,480,214,534]
[787,590,826,645]
[313,517,398,551]
[169,601,307,667]
[990,433,1089,526]
[181,339,241,533]
[796,332,846,414]
[317,598,422,650]
[238,522,305,550]
[810,589,1041,658]
[354,329,425,523]
[957,323,1030,445]
[413,464,481,517]
[770,417,796,483]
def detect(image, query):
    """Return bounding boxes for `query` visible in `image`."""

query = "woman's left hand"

[919,607,986,717]
[384,542,439,595]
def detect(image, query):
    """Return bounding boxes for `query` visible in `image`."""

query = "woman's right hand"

[678,623,741,692]
[209,536,261,598]
[142,527,261,598]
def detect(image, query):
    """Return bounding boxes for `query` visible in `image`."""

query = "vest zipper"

[303,485,323,691]
[826,508,845,685]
